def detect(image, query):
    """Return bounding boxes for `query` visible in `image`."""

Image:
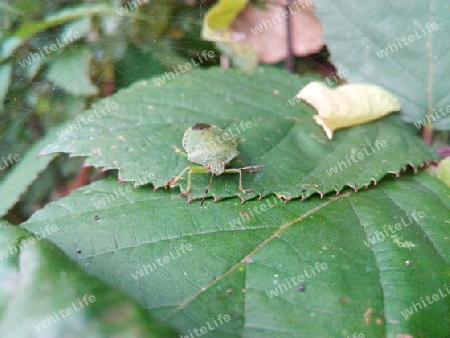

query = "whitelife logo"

[34,294,96,331]
[414,103,450,129]
[131,243,193,280]
[376,22,438,58]
[363,210,425,247]
[266,262,328,298]
[93,170,155,209]
[250,0,314,35]
[0,153,20,171]
[56,101,118,139]
[18,31,80,67]
[116,0,148,16]
[401,284,450,319]
[325,140,388,176]
[180,314,231,338]
[0,224,59,261]
[196,121,253,154]
[152,50,215,87]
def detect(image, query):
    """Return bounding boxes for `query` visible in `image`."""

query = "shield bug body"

[164,123,264,204]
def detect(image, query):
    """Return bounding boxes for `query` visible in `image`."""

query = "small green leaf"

[12,4,114,40]
[203,0,248,32]
[46,47,98,96]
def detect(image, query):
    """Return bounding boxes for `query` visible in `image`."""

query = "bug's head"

[207,161,225,175]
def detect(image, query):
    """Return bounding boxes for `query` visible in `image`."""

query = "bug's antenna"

[200,173,215,206]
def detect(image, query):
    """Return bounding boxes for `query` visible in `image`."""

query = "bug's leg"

[164,166,190,188]
[223,166,265,193]
[179,166,210,202]
[241,165,266,173]
[179,168,193,201]
[237,168,254,193]
[237,168,253,193]
[200,173,214,206]
[224,168,253,193]
[167,165,211,203]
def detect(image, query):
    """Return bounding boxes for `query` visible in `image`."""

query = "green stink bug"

[164,123,264,204]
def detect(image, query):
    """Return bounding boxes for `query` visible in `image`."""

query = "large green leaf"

[21,172,450,337]
[39,67,440,203]
[0,221,179,337]
[315,0,450,130]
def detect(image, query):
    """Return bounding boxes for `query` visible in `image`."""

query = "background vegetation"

[0,0,449,337]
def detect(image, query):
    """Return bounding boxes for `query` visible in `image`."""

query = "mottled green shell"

[183,123,239,175]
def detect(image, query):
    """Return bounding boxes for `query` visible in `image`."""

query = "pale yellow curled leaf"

[297,82,401,139]
[201,0,248,41]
